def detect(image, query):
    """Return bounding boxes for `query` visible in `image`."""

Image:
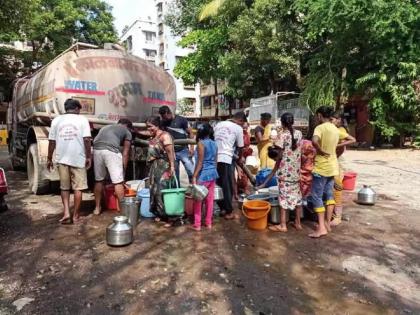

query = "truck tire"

[27,143,50,195]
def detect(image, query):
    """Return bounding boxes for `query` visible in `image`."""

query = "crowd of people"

[47,98,355,238]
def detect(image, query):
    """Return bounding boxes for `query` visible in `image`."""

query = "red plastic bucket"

[105,185,137,211]
[342,171,357,190]
[185,196,194,216]
[105,185,118,210]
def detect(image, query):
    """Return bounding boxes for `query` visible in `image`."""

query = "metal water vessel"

[106,216,133,246]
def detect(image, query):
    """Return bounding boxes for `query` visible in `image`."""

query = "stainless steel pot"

[106,216,133,246]
[214,185,224,201]
[357,185,376,205]
[192,184,209,201]
[238,194,247,209]
[269,201,289,224]
[121,196,140,227]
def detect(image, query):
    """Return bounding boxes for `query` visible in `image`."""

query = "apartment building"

[120,16,158,65]
[155,0,201,116]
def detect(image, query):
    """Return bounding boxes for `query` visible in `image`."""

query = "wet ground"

[0,147,419,314]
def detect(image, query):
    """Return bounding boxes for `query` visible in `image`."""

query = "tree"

[0,0,117,99]
[22,0,117,65]
[222,0,305,98]
[295,0,420,138]
[167,0,246,117]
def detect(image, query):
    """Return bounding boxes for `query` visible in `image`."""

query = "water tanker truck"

[7,43,176,194]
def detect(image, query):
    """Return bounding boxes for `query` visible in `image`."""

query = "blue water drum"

[256,168,277,188]
[137,188,155,218]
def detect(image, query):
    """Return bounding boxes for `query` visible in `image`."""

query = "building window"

[157,2,163,13]
[159,43,164,56]
[143,31,156,43]
[159,62,165,69]
[202,96,211,108]
[125,36,133,52]
[144,49,157,57]
[158,23,164,35]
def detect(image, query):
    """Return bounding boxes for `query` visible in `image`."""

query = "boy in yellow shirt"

[309,106,339,238]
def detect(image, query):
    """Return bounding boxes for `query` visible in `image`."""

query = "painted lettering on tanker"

[63,57,163,85]
[64,80,97,91]
[108,82,142,108]
[97,113,137,122]
[56,80,105,96]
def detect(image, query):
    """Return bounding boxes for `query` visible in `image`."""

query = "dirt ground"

[0,147,419,315]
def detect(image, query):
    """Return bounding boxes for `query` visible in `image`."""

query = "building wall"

[200,82,247,118]
[120,17,158,65]
[120,3,201,117]
[155,0,201,116]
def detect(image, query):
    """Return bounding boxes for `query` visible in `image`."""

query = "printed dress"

[274,129,303,210]
[147,132,174,219]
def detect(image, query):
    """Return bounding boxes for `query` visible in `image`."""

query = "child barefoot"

[191,124,218,231]
[257,113,303,232]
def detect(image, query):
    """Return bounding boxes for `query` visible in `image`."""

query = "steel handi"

[121,197,140,226]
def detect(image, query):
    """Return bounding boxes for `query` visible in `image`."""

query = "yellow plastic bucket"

[242,200,271,230]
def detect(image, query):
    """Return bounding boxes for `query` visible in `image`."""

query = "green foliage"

[177,98,195,116]
[22,0,117,63]
[295,0,420,137]
[223,0,305,98]
[0,0,36,36]
[170,0,420,139]
[356,62,419,139]
[299,71,338,110]
[0,0,117,98]
[175,27,228,86]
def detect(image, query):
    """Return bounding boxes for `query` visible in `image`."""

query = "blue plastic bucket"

[137,188,154,218]
[256,168,277,188]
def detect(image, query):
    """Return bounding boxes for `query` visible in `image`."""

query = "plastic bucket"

[105,185,137,211]
[137,188,154,218]
[242,200,271,230]
[185,196,194,216]
[343,171,357,190]
[105,185,118,210]
[161,177,187,216]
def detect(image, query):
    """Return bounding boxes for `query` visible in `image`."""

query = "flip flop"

[60,218,73,225]
[308,232,328,238]
[269,225,287,232]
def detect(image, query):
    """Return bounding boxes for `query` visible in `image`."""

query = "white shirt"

[49,114,91,168]
[214,120,244,164]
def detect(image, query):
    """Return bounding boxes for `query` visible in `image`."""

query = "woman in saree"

[146,116,176,223]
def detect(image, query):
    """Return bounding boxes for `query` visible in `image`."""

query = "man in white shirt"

[47,99,92,224]
[214,111,246,219]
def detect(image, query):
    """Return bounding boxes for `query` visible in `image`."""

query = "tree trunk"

[337,67,347,110]
[214,78,219,119]
[296,58,302,89]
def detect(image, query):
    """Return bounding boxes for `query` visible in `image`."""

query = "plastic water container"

[105,185,118,210]
[343,171,358,190]
[137,188,154,218]
[256,168,277,188]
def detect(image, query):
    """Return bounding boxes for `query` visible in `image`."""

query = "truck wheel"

[27,143,49,195]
